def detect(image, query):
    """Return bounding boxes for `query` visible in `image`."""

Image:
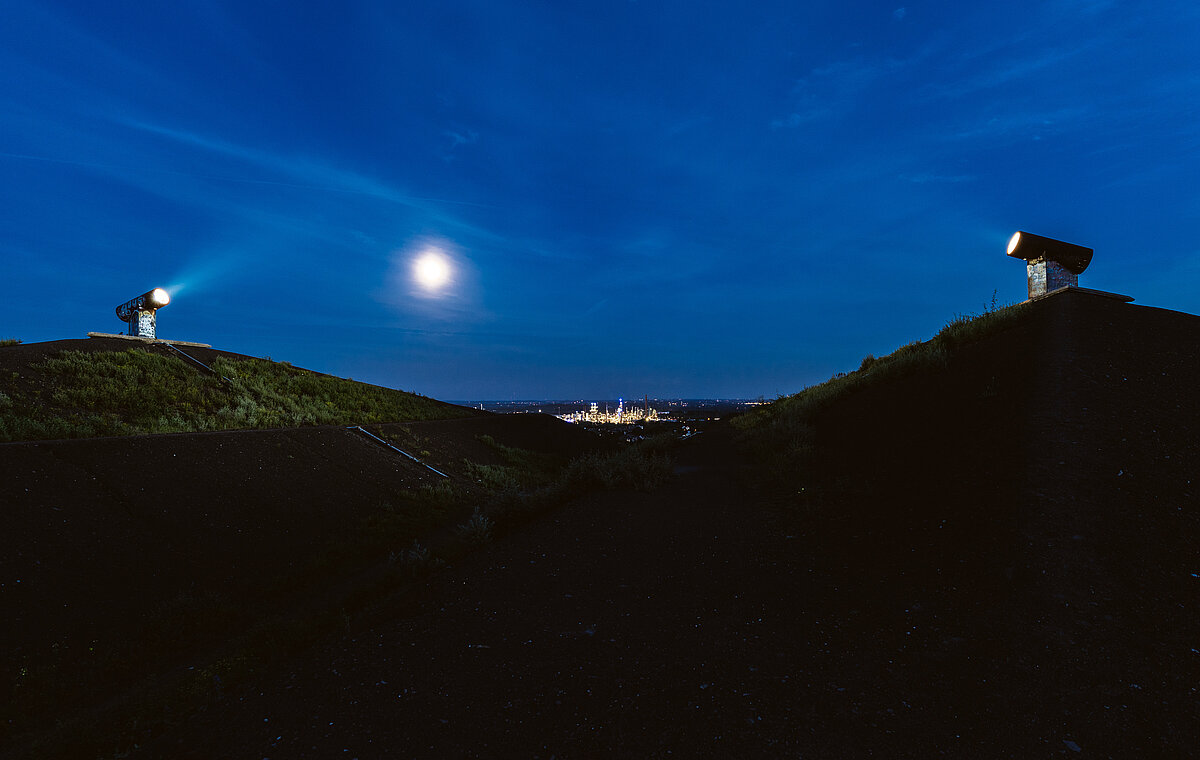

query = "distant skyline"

[3,1,1198,400]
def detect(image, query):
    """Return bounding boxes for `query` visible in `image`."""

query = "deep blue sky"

[3,1,1198,400]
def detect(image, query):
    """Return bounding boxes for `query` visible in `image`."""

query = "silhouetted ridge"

[743,288,1199,754]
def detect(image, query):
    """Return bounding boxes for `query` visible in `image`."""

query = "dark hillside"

[119,288,1195,759]
[1012,294,1200,749]
[1,408,611,756]
[738,288,1200,755]
[2,416,596,651]
[3,290,1197,758]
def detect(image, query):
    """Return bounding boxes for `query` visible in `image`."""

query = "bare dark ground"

[130,291,1199,759]
[4,290,1199,758]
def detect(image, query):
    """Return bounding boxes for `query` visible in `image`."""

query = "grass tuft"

[389,540,444,576]
[457,508,494,546]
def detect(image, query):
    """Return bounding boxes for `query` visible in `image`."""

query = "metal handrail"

[348,425,450,478]
[161,342,233,384]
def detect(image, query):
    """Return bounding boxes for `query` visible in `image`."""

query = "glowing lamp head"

[149,288,170,307]
[1006,231,1022,256]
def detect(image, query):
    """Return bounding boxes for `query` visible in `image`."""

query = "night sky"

[3,1,1198,400]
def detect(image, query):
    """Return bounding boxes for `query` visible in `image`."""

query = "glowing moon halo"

[413,250,452,292]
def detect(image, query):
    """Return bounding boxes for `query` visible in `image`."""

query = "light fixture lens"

[150,288,171,307]
[1006,232,1022,255]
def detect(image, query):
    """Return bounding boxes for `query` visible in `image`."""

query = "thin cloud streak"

[119,120,494,210]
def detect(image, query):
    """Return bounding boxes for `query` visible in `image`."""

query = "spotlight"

[116,288,171,339]
[1006,231,1092,274]
[1006,231,1093,299]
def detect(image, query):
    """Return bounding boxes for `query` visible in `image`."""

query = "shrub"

[457,509,494,547]
[560,446,673,492]
[476,434,558,478]
[389,540,444,576]
[935,301,1028,348]
[464,462,525,491]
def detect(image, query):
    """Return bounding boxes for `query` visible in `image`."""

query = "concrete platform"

[86,331,212,348]
[1028,285,1134,303]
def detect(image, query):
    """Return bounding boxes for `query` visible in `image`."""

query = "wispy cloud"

[441,126,480,162]
[770,58,892,129]
[770,111,825,130]
[911,4,1125,107]
[1045,0,1117,17]
[121,119,492,210]
[901,172,974,184]
[666,114,711,136]
[946,107,1089,142]
[80,118,521,268]
[581,299,608,317]
[920,46,1083,103]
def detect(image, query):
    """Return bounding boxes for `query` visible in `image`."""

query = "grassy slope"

[732,300,1031,489]
[0,347,471,442]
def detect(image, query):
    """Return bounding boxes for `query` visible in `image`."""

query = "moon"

[413,250,452,291]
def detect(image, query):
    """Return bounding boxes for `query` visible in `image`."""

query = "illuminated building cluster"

[557,398,660,425]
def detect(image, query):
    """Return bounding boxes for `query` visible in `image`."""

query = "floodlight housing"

[115,288,170,339]
[1006,231,1092,275]
[1007,231,1095,300]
